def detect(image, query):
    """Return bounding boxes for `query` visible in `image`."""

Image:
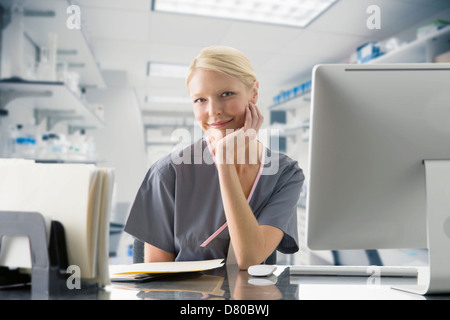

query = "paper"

[94,168,115,286]
[110,259,225,276]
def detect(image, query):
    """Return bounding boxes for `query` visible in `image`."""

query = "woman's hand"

[213,102,281,269]
[242,101,264,136]
[216,102,264,165]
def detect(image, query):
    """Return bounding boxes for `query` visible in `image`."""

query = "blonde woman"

[125,46,304,270]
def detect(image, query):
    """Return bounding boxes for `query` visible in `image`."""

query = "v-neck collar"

[200,137,266,248]
[204,137,265,202]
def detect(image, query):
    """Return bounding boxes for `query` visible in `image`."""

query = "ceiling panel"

[147,12,233,48]
[77,0,151,11]
[218,21,303,54]
[82,7,150,42]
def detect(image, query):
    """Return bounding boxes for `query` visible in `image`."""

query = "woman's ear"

[250,81,259,104]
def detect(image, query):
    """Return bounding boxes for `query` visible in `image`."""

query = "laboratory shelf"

[0,79,105,130]
[368,25,450,64]
[22,0,106,89]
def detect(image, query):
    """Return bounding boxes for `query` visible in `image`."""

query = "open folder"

[109,259,225,282]
[0,159,114,287]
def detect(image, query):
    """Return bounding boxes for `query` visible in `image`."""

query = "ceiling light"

[152,0,338,28]
[147,62,189,78]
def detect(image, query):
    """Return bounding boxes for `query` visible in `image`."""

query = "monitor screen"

[306,64,450,251]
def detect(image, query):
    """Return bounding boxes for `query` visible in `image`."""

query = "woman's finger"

[248,102,258,127]
[243,105,252,131]
[254,103,264,131]
[249,102,263,131]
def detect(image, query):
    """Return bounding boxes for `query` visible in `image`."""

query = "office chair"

[133,238,145,263]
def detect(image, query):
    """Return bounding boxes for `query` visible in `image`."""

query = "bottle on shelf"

[13,123,39,159]
[36,47,52,81]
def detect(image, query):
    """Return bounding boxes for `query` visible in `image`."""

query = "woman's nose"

[208,100,222,116]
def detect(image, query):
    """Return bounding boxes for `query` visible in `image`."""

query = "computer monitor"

[306,63,450,294]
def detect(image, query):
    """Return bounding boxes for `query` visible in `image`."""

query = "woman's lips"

[209,119,233,129]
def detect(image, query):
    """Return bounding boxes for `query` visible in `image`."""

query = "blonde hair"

[186,46,257,90]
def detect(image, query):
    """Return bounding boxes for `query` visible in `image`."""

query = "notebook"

[109,259,225,282]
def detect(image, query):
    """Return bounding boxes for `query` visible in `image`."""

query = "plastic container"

[356,42,384,64]
[13,124,38,158]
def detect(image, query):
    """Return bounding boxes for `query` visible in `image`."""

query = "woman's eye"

[194,98,206,103]
[221,92,234,97]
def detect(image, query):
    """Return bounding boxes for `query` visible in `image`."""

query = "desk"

[1,265,449,300]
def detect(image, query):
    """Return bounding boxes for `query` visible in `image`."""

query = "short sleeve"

[124,164,176,254]
[257,163,304,254]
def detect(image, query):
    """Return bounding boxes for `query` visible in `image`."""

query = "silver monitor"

[306,63,450,294]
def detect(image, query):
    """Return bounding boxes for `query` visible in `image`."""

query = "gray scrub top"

[124,138,304,262]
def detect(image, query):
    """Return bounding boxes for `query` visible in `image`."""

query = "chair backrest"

[133,238,145,263]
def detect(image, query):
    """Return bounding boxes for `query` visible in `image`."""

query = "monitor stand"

[393,160,450,295]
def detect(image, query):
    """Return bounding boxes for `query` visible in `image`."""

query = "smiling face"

[188,68,258,141]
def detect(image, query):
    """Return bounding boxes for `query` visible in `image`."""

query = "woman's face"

[188,68,257,140]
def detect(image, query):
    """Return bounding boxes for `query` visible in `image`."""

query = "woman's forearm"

[217,163,282,270]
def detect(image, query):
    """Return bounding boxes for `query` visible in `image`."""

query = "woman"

[125,46,304,270]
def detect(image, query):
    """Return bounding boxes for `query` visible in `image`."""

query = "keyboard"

[289,265,418,277]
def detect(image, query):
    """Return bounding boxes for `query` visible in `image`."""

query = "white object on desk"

[248,265,277,277]
[248,275,278,286]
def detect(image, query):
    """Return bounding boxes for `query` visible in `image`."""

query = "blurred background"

[0,0,449,266]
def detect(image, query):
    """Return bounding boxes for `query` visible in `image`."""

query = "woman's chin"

[207,129,226,141]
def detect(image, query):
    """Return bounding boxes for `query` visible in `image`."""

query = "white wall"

[87,87,148,205]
